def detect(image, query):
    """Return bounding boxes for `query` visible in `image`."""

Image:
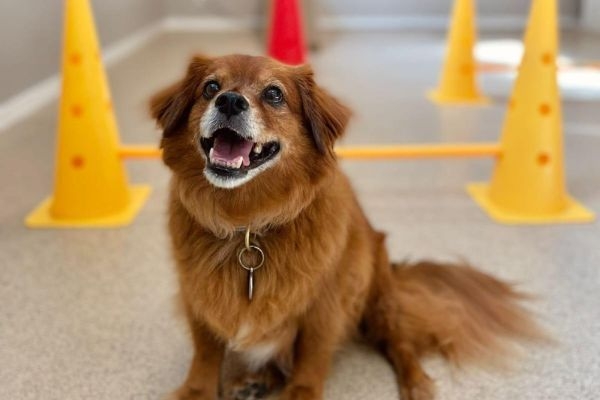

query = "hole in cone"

[69,53,82,65]
[460,64,473,75]
[71,105,83,117]
[541,52,554,65]
[71,156,85,169]
[539,104,551,116]
[537,153,550,166]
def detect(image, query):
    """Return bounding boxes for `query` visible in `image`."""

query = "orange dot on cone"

[542,52,554,65]
[70,53,82,65]
[460,64,473,75]
[539,103,551,115]
[71,105,83,117]
[71,156,85,168]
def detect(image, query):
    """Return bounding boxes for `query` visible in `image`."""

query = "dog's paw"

[164,386,216,400]
[223,378,270,400]
[279,384,320,400]
[221,360,285,400]
[399,375,435,400]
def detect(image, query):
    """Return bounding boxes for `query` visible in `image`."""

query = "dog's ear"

[296,66,352,154]
[150,55,212,137]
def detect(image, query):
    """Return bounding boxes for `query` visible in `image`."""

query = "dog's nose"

[215,92,249,118]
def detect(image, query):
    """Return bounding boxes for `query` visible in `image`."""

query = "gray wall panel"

[0,0,582,103]
[582,0,600,31]
[0,0,164,102]
[165,0,579,18]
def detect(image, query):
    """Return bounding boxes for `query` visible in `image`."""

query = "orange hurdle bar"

[335,143,501,159]
[118,143,501,161]
[477,62,600,74]
[118,145,162,159]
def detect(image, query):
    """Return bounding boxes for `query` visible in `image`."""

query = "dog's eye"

[263,86,284,105]
[203,81,221,99]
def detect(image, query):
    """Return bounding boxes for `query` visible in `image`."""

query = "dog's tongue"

[212,135,253,167]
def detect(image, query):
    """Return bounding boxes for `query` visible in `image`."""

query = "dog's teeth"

[233,156,243,169]
[253,143,263,154]
[207,151,243,169]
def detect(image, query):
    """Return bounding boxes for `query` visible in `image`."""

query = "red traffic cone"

[267,0,307,65]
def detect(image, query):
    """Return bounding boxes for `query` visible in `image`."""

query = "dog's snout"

[215,92,249,118]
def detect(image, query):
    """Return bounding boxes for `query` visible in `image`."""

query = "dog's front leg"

[280,311,343,400]
[168,318,225,400]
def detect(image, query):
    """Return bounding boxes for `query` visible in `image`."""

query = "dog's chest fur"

[168,169,376,373]
[170,195,346,349]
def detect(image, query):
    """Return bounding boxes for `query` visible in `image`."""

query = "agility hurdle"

[25,0,595,228]
[117,144,502,161]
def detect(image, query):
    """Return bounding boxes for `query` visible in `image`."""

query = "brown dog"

[150,54,544,400]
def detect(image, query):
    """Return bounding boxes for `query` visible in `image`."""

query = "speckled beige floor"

[1,30,599,400]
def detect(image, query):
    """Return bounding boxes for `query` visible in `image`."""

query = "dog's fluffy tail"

[364,256,549,372]
[361,236,551,399]
[395,261,546,365]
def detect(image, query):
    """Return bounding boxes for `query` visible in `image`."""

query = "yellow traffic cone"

[26,0,150,228]
[467,0,594,224]
[428,0,489,105]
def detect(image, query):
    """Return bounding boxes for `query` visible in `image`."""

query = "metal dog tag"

[238,228,265,302]
[248,268,255,301]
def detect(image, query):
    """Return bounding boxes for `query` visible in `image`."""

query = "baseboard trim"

[0,76,60,132]
[161,16,261,32]
[319,15,578,31]
[162,15,578,33]
[0,21,163,132]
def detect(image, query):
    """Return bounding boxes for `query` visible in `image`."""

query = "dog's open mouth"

[200,128,281,177]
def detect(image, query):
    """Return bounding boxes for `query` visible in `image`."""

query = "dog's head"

[150,54,351,190]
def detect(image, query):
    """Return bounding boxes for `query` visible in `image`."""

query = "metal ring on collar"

[238,245,265,271]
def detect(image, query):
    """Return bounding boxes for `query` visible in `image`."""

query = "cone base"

[25,185,151,228]
[467,183,595,225]
[427,89,490,106]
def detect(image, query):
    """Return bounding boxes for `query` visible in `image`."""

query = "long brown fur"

[150,54,546,400]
